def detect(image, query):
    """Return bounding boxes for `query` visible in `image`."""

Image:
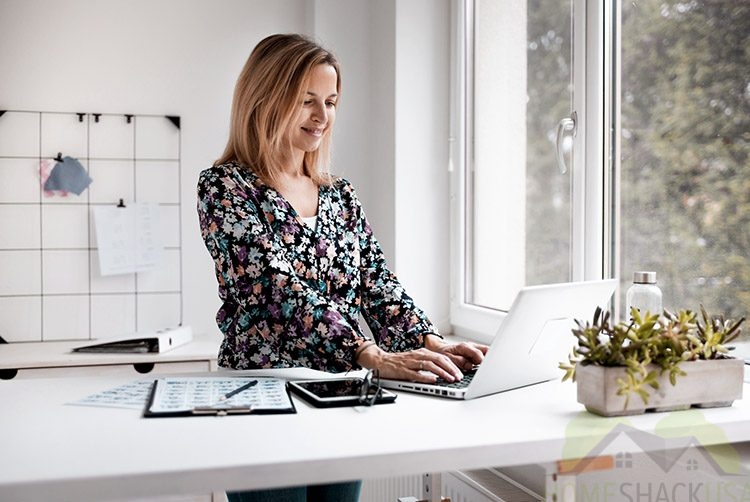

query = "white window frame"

[449,0,612,342]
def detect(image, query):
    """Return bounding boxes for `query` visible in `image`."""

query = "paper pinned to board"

[92,202,163,276]
[42,156,93,196]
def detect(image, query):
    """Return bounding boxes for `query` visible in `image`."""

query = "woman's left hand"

[423,335,489,371]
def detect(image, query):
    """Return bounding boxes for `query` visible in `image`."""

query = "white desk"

[2,369,750,501]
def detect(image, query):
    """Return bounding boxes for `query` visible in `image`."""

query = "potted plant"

[559,306,745,417]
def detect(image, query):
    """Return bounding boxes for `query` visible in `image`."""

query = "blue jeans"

[226,480,362,502]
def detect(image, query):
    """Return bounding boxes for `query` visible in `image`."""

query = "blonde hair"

[215,33,341,186]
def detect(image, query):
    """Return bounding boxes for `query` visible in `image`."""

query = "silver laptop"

[380,279,618,400]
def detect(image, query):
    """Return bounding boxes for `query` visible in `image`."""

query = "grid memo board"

[0,110,182,343]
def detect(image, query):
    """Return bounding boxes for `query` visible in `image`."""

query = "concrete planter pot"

[576,357,745,417]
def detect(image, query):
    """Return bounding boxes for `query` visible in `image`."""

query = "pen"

[218,380,258,402]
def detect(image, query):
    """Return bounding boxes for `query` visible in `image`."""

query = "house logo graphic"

[548,409,750,501]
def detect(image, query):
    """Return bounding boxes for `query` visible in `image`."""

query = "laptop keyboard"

[435,368,478,389]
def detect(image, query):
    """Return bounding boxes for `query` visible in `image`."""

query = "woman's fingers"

[450,342,488,361]
[441,352,473,371]
[362,342,490,383]
[437,342,489,369]
[377,348,462,383]
[419,352,462,382]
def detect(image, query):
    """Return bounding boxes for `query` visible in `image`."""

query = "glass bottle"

[626,271,662,319]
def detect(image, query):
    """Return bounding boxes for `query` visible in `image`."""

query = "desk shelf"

[0,335,220,380]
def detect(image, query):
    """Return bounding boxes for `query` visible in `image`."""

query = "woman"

[197,33,487,501]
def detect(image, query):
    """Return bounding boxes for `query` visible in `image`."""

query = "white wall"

[394,0,451,331]
[0,0,451,338]
[313,0,452,333]
[308,0,390,252]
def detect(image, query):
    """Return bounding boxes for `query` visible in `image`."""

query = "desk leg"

[422,473,442,502]
[542,456,616,501]
[545,472,577,502]
[396,473,449,502]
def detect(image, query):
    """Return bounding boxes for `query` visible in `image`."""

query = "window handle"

[555,110,577,174]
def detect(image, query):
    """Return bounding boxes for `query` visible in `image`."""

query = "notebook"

[380,279,618,400]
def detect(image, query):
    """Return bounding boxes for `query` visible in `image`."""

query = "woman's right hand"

[356,344,464,383]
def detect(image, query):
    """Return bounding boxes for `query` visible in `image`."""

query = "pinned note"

[43,156,93,195]
[92,202,163,276]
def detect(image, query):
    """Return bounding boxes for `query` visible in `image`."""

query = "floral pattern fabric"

[197,161,437,372]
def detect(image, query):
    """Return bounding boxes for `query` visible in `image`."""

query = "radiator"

[360,470,543,502]
[360,475,423,502]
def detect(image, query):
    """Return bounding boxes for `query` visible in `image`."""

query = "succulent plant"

[559,306,744,406]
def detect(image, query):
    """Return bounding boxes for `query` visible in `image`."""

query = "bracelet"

[422,332,444,347]
[354,340,377,361]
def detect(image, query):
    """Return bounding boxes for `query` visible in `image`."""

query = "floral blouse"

[197,161,437,372]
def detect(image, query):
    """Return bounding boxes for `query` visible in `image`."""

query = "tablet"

[288,377,397,408]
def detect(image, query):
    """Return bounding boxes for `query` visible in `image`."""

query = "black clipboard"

[143,376,296,417]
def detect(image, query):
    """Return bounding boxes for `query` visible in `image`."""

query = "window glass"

[470,0,574,311]
[619,1,750,319]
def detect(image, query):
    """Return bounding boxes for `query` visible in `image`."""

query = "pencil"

[218,380,258,401]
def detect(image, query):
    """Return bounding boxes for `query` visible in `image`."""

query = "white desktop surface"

[2,369,750,501]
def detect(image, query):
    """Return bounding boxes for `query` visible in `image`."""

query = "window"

[452,0,749,339]
[451,0,601,340]
[618,1,750,320]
